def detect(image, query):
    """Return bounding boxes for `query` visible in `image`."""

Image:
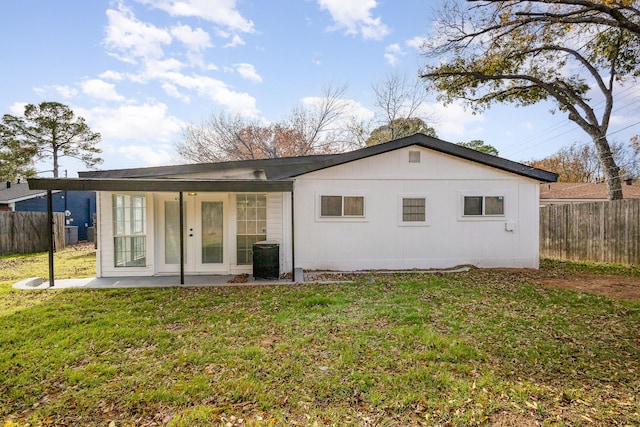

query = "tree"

[475,0,640,38]
[177,84,350,162]
[527,140,640,182]
[457,139,499,156]
[420,0,640,200]
[355,73,437,146]
[0,123,36,182]
[2,102,102,178]
[365,118,437,146]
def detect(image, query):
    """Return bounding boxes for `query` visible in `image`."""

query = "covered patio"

[28,177,296,287]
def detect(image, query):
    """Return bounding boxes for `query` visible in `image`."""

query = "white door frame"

[156,192,229,274]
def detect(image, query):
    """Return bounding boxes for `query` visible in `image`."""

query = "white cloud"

[406,36,427,50]
[161,82,191,103]
[161,72,260,116]
[224,34,245,48]
[384,43,403,66]
[135,0,254,33]
[104,5,172,63]
[117,144,175,166]
[34,85,79,99]
[78,102,184,143]
[81,79,126,102]
[170,24,212,51]
[234,63,262,83]
[428,102,485,139]
[317,0,389,40]
[99,70,126,81]
[8,102,27,115]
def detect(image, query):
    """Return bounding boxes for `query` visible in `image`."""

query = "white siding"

[293,146,541,270]
[266,192,287,275]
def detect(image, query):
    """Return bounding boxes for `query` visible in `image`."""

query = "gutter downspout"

[47,190,55,287]
[179,192,185,285]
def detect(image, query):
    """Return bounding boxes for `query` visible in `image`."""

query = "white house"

[29,134,558,280]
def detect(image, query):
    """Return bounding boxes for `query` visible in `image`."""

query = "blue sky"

[1,0,638,177]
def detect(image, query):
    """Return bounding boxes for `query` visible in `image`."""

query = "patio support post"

[179,191,185,285]
[291,189,295,282]
[47,190,55,287]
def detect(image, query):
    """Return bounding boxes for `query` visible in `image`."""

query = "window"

[463,196,504,216]
[236,194,267,265]
[113,194,146,267]
[402,198,426,222]
[320,195,364,217]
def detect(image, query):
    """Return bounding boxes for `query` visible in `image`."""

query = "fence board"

[0,212,65,256]
[540,200,640,265]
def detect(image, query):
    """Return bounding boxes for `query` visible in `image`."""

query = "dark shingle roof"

[78,134,557,183]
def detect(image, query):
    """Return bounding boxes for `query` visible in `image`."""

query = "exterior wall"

[95,190,289,277]
[292,145,541,270]
[93,145,541,276]
[15,191,96,240]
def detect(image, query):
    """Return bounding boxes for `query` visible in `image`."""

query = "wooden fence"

[0,212,65,256]
[540,199,640,265]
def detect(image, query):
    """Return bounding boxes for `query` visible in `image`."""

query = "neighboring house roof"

[0,182,51,204]
[540,182,640,202]
[29,134,558,192]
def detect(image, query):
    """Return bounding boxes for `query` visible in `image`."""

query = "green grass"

[1,247,639,426]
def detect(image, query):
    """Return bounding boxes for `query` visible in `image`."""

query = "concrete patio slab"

[13,275,299,290]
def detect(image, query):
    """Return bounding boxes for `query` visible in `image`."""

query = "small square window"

[402,198,426,221]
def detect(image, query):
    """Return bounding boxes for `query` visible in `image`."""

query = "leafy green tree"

[366,117,437,146]
[2,102,102,177]
[457,139,499,156]
[0,123,36,182]
[420,0,640,200]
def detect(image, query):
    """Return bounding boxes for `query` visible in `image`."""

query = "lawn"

[1,246,639,426]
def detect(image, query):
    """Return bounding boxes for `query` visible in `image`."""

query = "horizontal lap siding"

[266,192,285,274]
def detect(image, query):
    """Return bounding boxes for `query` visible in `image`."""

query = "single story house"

[540,180,640,206]
[0,181,96,241]
[29,134,557,281]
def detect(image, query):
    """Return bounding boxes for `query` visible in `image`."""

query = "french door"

[158,193,228,273]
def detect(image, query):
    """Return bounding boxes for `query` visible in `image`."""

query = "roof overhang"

[28,177,294,193]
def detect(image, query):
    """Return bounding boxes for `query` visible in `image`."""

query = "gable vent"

[408,150,421,163]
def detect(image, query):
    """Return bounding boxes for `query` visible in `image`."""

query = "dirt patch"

[537,274,640,301]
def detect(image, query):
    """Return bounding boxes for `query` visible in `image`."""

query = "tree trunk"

[592,132,623,200]
[52,148,59,178]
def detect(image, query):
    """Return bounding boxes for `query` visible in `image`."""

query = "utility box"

[64,226,78,245]
[252,241,279,279]
[86,226,95,242]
